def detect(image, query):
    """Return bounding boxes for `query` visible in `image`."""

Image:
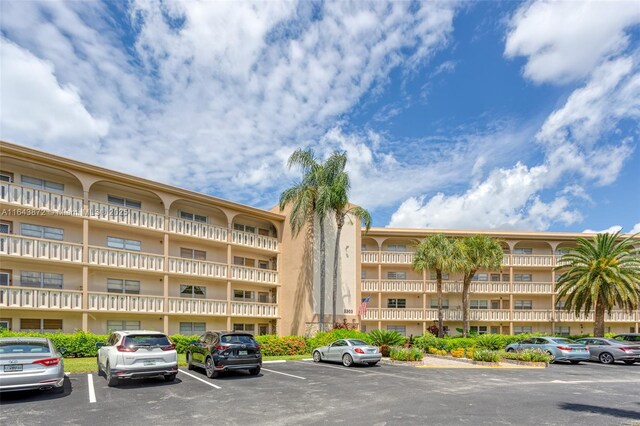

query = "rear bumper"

[213,361,262,372]
[0,373,65,392]
[555,351,590,361]
[352,353,382,364]
[112,363,178,379]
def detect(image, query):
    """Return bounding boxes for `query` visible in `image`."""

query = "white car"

[96,331,178,387]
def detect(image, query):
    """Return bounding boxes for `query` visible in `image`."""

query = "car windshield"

[550,338,574,344]
[348,339,369,346]
[616,335,640,342]
[123,335,171,347]
[0,341,50,354]
[221,335,255,344]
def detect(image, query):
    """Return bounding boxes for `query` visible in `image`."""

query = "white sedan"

[313,339,381,367]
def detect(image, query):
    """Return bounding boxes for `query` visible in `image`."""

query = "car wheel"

[599,352,615,365]
[569,360,581,364]
[506,348,515,353]
[545,351,556,364]
[205,357,218,378]
[106,362,119,387]
[186,352,194,371]
[623,360,636,365]
[249,366,261,375]
[313,351,321,363]
[342,353,353,367]
[164,373,177,382]
[96,357,103,377]
[367,361,379,366]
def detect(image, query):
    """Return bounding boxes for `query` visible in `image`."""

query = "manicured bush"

[450,348,465,358]
[501,348,552,363]
[475,334,508,351]
[255,335,308,356]
[307,329,372,351]
[169,334,200,354]
[0,329,108,357]
[368,329,405,347]
[389,346,423,361]
[414,333,440,352]
[472,349,501,363]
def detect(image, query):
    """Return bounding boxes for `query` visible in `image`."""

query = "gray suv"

[186,331,261,378]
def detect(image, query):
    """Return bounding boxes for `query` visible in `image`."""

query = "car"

[96,330,178,387]
[505,336,590,364]
[186,331,262,378]
[312,339,382,367]
[0,337,66,393]
[574,337,640,364]
[612,333,640,343]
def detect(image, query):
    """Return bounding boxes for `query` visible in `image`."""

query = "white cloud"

[630,223,640,234]
[582,225,624,234]
[505,0,640,84]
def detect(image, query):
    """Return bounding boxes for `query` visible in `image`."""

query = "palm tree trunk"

[436,270,444,338]
[594,299,606,337]
[319,216,326,332]
[462,272,474,338]
[332,217,344,326]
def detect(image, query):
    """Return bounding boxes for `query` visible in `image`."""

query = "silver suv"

[96,331,178,387]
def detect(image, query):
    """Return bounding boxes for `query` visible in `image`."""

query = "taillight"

[117,345,138,352]
[255,344,261,350]
[619,347,635,352]
[162,344,176,351]
[32,357,60,366]
[216,344,230,351]
[354,348,365,354]
[557,346,572,351]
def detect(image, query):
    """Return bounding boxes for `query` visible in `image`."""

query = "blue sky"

[1,1,639,233]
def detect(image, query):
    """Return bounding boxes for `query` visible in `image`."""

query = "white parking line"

[179,369,222,389]
[294,361,369,374]
[87,374,96,403]
[261,368,306,380]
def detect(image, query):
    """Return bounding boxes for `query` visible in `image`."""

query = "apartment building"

[1,140,638,337]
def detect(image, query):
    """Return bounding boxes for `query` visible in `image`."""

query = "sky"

[1,0,639,233]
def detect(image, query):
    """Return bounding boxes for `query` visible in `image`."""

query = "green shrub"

[475,334,508,350]
[307,329,371,351]
[501,349,552,363]
[414,332,440,351]
[389,346,423,361]
[472,349,501,363]
[169,334,200,354]
[255,335,308,356]
[368,329,405,347]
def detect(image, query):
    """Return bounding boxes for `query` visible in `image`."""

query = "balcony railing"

[231,230,278,252]
[361,252,378,263]
[231,265,278,285]
[424,281,463,293]
[87,292,164,313]
[379,252,415,264]
[88,201,164,231]
[0,287,82,310]
[168,257,228,279]
[362,251,563,268]
[231,301,278,318]
[168,217,228,243]
[0,235,83,263]
[0,182,83,215]
[503,254,556,267]
[513,282,554,294]
[88,246,164,272]
[168,297,227,315]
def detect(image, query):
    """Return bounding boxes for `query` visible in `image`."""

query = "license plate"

[238,350,248,356]
[4,365,23,372]
[144,361,155,366]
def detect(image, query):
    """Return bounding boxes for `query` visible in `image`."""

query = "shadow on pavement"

[0,376,72,404]
[559,402,640,420]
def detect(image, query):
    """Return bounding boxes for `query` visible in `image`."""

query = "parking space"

[1,361,639,425]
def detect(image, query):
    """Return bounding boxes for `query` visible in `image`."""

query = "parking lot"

[1,360,639,425]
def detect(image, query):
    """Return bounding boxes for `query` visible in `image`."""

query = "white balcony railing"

[231,230,278,252]
[379,252,415,264]
[88,247,164,272]
[0,182,83,215]
[380,308,423,321]
[168,257,227,279]
[231,301,278,318]
[231,265,278,284]
[469,282,510,293]
[506,254,556,267]
[88,201,164,231]
[0,287,82,310]
[361,280,379,292]
[379,280,423,292]
[424,281,463,293]
[168,217,228,243]
[87,292,164,313]
[361,252,378,263]
[168,297,227,315]
[513,310,553,321]
[513,282,555,294]
[0,235,83,263]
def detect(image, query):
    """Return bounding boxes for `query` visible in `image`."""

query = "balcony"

[88,246,164,272]
[0,287,82,311]
[379,252,415,264]
[362,251,561,268]
[168,217,228,243]
[231,301,278,318]
[88,201,164,231]
[168,257,227,279]
[361,309,423,321]
[361,252,378,263]
[168,297,227,315]
[0,182,83,215]
[513,282,554,293]
[231,265,278,285]
[503,254,556,267]
[0,235,83,263]
[426,309,510,321]
[87,292,164,313]
[231,230,278,252]
[424,281,462,293]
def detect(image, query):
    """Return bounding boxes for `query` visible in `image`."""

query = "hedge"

[255,335,308,356]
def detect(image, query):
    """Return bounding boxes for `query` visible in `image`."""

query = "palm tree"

[555,232,640,337]
[413,234,462,337]
[457,235,504,337]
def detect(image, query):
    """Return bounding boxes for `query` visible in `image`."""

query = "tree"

[413,234,462,337]
[457,235,504,337]
[555,232,640,337]
[279,148,347,331]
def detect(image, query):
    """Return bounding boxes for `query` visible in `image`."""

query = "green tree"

[413,234,462,337]
[555,232,640,337]
[457,235,504,337]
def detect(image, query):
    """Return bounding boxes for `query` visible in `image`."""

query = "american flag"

[358,295,371,315]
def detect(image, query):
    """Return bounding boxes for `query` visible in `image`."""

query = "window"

[107,237,141,251]
[514,274,532,282]
[0,270,11,286]
[233,256,255,267]
[490,300,500,309]
[0,221,11,234]
[258,324,269,335]
[386,244,406,252]
[514,300,533,310]
[233,323,255,333]
[513,248,533,254]
[555,248,570,255]
[430,299,449,309]
[179,211,207,223]
[490,274,500,282]
[107,195,141,209]
[514,326,532,334]
[107,320,141,331]
[179,322,206,334]
[234,289,254,301]
[470,326,488,335]
[0,320,9,330]
[180,285,206,299]
[490,326,500,334]
[20,223,64,240]
[181,248,206,260]
[258,292,269,303]
[0,171,14,182]
[555,300,566,309]
[21,175,64,192]
[361,271,366,279]
[234,223,256,233]
[555,326,571,336]
[386,325,406,336]
[387,271,406,280]
[20,319,62,332]
[387,299,406,309]
[430,272,449,280]
[107,279,140,294]
[473,273,488,281]
[502,273,510,282]
[258,260,269,270]
[20,272,63,289]
[470,300,488,310]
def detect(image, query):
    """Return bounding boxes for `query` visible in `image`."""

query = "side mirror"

[95,342,105,348]
[58,347,67,355]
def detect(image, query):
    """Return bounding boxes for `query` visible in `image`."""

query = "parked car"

[505,337,590,364]
[0,337,66,393]
[186,331,262,378]
[612,333,640,343]
[96,331,178,387]
[574,337,640,364]
[313,339,382,367]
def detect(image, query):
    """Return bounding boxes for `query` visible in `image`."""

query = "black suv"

[186,331,262,378]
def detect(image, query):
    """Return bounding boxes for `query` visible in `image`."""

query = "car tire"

[545,351,556,364]
[623,360,636,365]
[205,357,218,379]
[186,352,194,371]
[313,351,321,363]
[106,362,119,387]
[599,352,615,365]
[249,366,261,375]
[164,373,177,382]
[506,348,515,353]
[569,360,581,364]
[367,361,379,366]
[342,353,353,367]
[96,357,103,377]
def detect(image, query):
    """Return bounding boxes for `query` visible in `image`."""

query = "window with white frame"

[490,274,500,282]
[470,300,489,310]
[258,292,269,303]
[21,175,64,192]
[107,279,140,294]
[107,195,141,209]
[20,319,62,332]
[387,271,407,280]
[0,171,13,182]
[179,322,206,334]
[514,326,532,334]
[0,270,12,286]
[180,285,206,299]
[387,299,406,309]
[0,221,11,234]
[20,272,63,289]
[258,260,269,270]
[430,272,449,280]
[430,299,449,309]
[233,256,255,267]
[386,244,406,252]
[514,300,533,310]
[555,248,571,255]
[514,274,532,282]
[181,248,206,260]
[470,326,488,335]
[473,273,489,281]
[179,211,207,223]
[234,289,254,301]
[491,300,501,309]
[502,273,510,282]
[0,320,9,330]
[107,237,141,251]
[233,323,255,333]
[386,325,406,336]
[234,223,256,233]
[554,326,571,336]
[107,320,141,331]
[20,223,64,240]
[513,248,533,254]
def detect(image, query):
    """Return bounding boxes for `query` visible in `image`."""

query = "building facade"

[1,141,638,336]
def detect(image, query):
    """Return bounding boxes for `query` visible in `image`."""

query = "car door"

[99,333,117,370]
[327,340,347,361]
[518,338,534,351]
[587,338,603,360]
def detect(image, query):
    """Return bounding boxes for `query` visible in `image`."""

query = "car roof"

[116,330,167,336]
[0,337,50,343]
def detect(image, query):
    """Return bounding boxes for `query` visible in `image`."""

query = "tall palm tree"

[413,234,462,337]
[555,232,640,337]
[457,235,504,337]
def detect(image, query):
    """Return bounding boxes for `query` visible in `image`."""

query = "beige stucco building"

[1,141,638,336]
